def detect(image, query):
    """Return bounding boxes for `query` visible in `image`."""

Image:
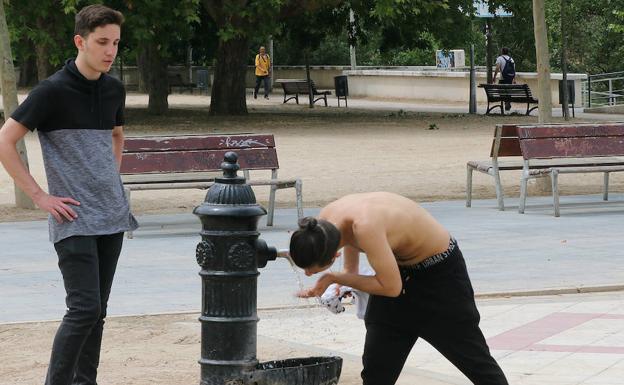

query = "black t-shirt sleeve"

[115,86,125,126]
[11,81,54,132]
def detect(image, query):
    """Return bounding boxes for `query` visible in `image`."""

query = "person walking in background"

[0,5,137,385]
[254,46,271,99]
[493,47,516,111]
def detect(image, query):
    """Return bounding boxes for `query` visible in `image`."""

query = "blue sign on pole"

[473,1,513,18]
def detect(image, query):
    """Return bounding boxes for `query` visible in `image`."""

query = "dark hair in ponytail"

[289,217,341,268]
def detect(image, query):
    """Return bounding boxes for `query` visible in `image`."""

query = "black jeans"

[499,78,513,109]
[361,244,508,385]
[254,75,270,97]
[46,233,124,385]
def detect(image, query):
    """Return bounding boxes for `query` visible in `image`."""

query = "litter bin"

[197,69,209,94]
[334,75,349,107]
[558,79,575,117]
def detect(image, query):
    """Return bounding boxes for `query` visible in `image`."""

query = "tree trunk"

[136,48,149,93]
[145,43,169,115]
[560,0,569,120]
[305,51,313,108]
[34,43,51,82]
[34,17,52,82]
[532,0,553,123]
[0,1,35,209]
[486,19,493,84]
[18,45,37,87]
[210,37,249,115]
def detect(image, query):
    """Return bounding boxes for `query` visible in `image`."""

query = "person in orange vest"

[254,46,271,99]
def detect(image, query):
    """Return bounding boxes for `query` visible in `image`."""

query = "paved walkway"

[122,91,624,121]
[254,291,624,385]
[2,193,623,322]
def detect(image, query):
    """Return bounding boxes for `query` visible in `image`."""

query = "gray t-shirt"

[12,59,138,243]
[496,55,514,73]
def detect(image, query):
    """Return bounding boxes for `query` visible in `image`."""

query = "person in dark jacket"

[0,5,137,385]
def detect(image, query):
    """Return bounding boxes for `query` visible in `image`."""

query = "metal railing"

[582,71,624,107]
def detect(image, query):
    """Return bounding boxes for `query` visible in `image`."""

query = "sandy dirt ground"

[2,94,621,222]
[2,94,623,384]
[0,309,374,385]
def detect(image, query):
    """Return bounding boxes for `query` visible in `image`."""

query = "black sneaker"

[505,103,511,111]
[264,95,269,100]
[253,93,257,99]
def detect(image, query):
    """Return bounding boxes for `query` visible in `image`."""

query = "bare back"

[319,192,450,265]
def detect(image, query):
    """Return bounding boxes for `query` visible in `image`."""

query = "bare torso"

[319,192,450,265]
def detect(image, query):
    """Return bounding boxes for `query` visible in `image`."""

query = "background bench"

[517,123,624,216]
[168,74,196,94]
[121,133,303,237]
[479,84,539,116]
[275,79,332,106]
[466,123,624,211]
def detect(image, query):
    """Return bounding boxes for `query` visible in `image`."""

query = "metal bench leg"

[493,167,504,211]
[551,170,560,217]
[295,179,303,221]
[124,187,133,239]
[519,173,529,214]
[266,170,278,226]
[603,172,610,201]
[466,165,473,208]
[267,185,276,226]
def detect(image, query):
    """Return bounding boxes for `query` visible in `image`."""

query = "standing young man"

[290,192,508,385]
[253,46,271,99]
[0,5,137,385]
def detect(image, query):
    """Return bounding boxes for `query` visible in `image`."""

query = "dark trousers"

[361,245,508,385]
[498,78,514,110]
[254,75,270,97]
[46,233,124,385]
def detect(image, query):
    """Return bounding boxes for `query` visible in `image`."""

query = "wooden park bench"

[275,79,332,106]
[120,133,303,237]
[479,83,539,116]
[168,73,196,94]
[466,123,624,213]
[517,123,624,216]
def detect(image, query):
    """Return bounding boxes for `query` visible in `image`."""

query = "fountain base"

[249,356,342,385]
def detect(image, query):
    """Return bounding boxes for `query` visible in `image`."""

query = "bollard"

[193,151,276,385]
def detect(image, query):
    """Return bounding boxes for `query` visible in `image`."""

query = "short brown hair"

[75,5,124,37]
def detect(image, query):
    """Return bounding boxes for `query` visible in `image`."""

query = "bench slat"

[517,124,624,139]
[120,148,278,174]
[124,134,275,152]
[122,171,221,184]
[520,137,624,159]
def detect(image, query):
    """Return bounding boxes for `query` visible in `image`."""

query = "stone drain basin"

[249,356,343,385]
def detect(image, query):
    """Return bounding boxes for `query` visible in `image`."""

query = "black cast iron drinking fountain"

[193,151,342,385]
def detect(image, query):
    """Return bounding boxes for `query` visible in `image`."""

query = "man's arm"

[0,118,79,223]
[112,125,124,170]
[342,245,360,274]
[492,62,501,83]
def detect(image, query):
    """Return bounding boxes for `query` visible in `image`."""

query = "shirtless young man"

[290,192,508,385]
